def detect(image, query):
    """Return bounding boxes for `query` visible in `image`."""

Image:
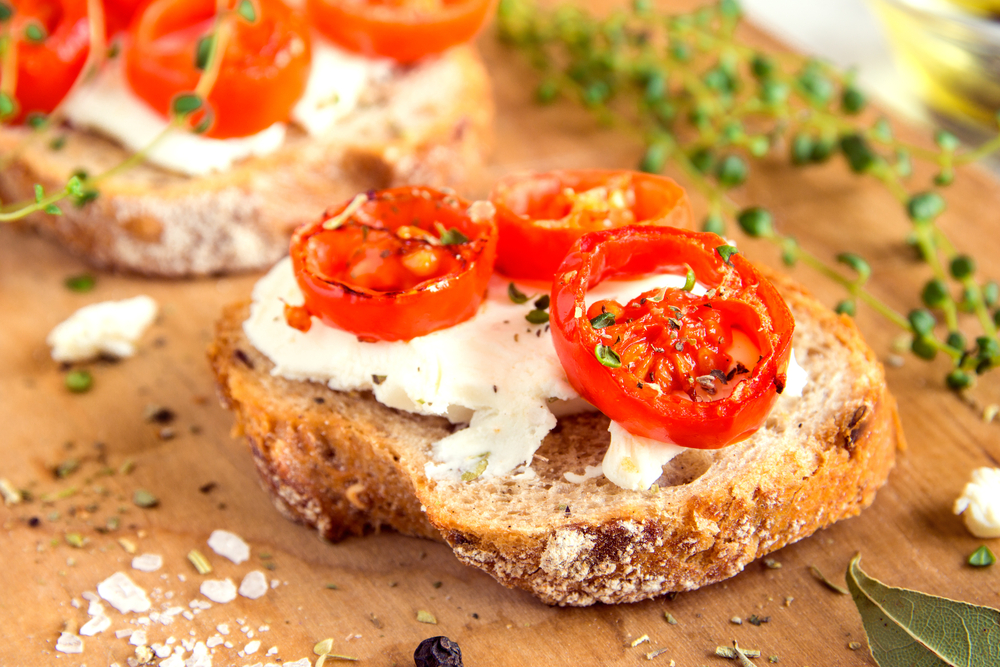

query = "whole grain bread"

[0,46,491,277]
[208,269,903,606]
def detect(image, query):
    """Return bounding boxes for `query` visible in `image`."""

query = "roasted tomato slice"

[124,0,310,138]
[490,170,693,282]
[289,187,498,342]
[550,225,794,450]
[2,0,91,123]
[306,0,492,63]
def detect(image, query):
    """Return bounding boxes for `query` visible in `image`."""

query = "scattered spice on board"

[416,610,438,624]
[132,489,159,508]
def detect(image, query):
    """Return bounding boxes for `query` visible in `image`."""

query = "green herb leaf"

[0,3,12,22]
[65,369,92,393]
[682,265,696,291]
[590,312,615,329]
[24,21,46,43]
[809,564,849,595]
[534,294,550,310]
[836,252,871,283]
[416,610,437,624]
[171,93,203,116]
[594,344,621,368]
[525,309,549,324]
[49,135,66,151]
[0,92,15,118]
[64,274,96,292]
[236,0,257,23]
[969,545,996,568]
[508,282,529,304]
[44,204,62,216]
[195,34,215,71]
[847,553,1000,666]
[716,245,739,267]
[438,227,469,245]
[460,454,489,482]
[133,489,159,508]
[34,184,43,203]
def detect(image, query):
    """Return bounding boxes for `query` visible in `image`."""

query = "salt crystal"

[178,574,186,582]
[116,629,134,639]
[82,591,98,602]
[182,611,194,621]
[71,598,81,609]
[185,642,211,667]
[266,647,278,656]
[224,642,233,649]
[238,571,268,600]
[270,580,280,589]
[189,599,212,610]
[200,579,237,604]
[98,572,151,613]
[137,616,150,625]
[153,643,172,658]
[207,530,249,564]
[55,632,83,654]
[245,640,261,655]
[166,637,176,645]
[130,630,147,646]
[86,598,105,617]
[241,626,250,634]
[206,635,224,648]
[131,554,163,572]
[182,638,196,651]
[80,614,111,636]
[259,625,269,632]
[285,660,311,667]
[216,624,230,636]
[160,649,185,667]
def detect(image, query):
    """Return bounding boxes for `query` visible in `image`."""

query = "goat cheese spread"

[245,258,807,487]
[63,37,391,176]
[954,467,1000,538]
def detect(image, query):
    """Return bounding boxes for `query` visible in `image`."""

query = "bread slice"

[0,46,491,277]
[208,269,902,606]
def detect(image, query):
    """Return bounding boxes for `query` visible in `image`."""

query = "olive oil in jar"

[871,0,1000,126]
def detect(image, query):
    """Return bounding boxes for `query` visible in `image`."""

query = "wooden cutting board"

[4,7,1000,666]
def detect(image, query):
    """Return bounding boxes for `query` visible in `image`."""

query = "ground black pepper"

[414,636,463,667]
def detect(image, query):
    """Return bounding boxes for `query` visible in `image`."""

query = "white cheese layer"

[48,296,158,362]
[291,37,394,136]
[954,467,1000,538]
[62,59,286,177]
[62,36,385,175]
[245,259,807,485]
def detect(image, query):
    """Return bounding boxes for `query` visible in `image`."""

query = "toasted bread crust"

[0,46,492,277]
[209,270,901,605]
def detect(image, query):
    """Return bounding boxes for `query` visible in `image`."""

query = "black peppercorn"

[414,636,463,667]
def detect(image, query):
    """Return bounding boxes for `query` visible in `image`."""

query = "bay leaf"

[846,554,1000,666]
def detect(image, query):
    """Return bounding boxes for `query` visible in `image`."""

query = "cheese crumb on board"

[207,529,250,564]
[48,296,158,362]
[955,467,1000,538]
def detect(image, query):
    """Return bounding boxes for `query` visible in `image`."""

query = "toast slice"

[208,269,902,606]
[0,46,491,277]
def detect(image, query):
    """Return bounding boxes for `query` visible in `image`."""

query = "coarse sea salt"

[98,572,151,614]
[207,529,250,564]
[200,579,237,604]
[130,630,147,646]
[55,632,84,654]
[132,553,163,572]
[245,640,261,655]
[238,571,268,600]
[80,614,111,636]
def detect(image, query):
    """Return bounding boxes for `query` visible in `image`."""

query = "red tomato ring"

[490,170,693,282]
[124,0,311,139]
[550,225,794,450]
[290,187,498,342]
[5,0,91,123]
[306,0,492,63]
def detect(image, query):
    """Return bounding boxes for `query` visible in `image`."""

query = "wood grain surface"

[4,7,1000,667]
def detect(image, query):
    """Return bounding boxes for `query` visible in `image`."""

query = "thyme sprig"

[497,0,1000,389]
[0,0,255,221]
